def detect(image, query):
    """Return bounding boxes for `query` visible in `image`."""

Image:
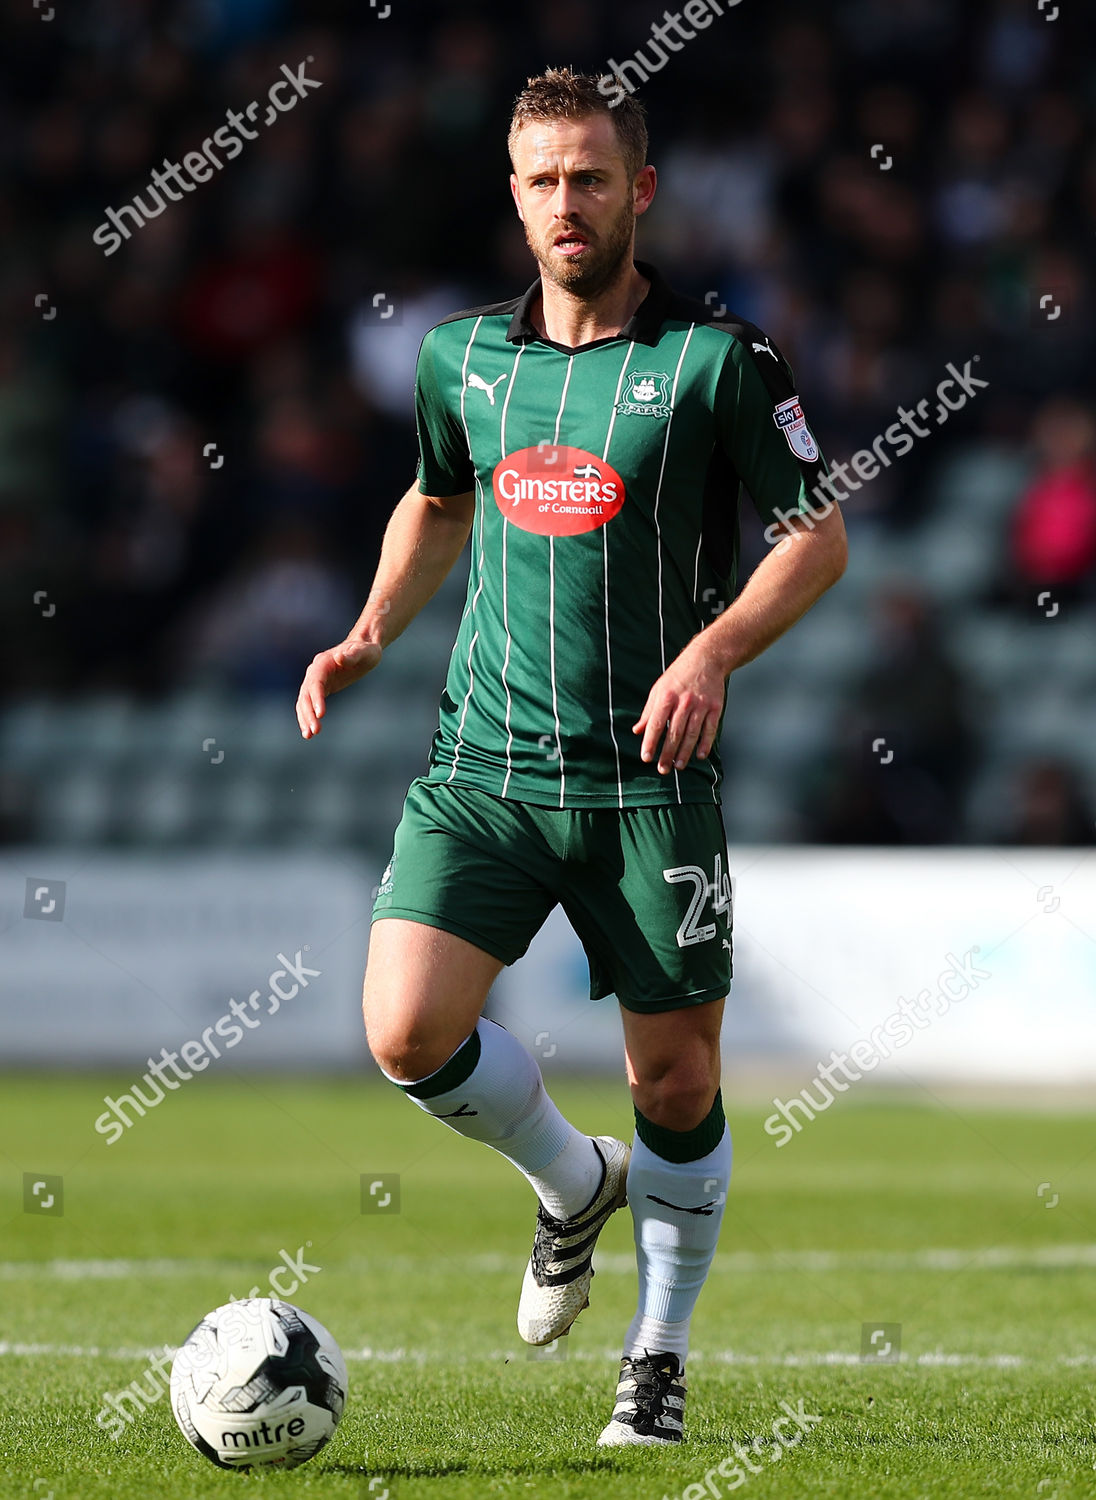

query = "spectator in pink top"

[1010,398,1096,602]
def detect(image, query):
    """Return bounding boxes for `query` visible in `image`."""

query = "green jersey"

[413,259,824,809]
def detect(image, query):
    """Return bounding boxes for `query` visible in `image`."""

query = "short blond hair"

[508,66,648,181]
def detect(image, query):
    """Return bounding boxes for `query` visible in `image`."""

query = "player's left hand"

[633,644,726,775]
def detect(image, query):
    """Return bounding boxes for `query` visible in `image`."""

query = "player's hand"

[296,638,383,738]
[633,643,726,775]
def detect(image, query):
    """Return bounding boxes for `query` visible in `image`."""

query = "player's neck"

[534,260,650,350]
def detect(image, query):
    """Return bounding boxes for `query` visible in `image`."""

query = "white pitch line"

[0,1340,164,1360]
[3,1245,1096,1281]
[0,1258,244,1281]
[596,1244,1096,1275]
[0,1340,1092,1369]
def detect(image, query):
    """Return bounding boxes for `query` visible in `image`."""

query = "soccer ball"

[170,1297,348,1469]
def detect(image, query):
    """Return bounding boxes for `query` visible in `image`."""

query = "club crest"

[615,369,672,418]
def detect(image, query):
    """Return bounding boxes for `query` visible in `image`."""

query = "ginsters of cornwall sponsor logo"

[492,446,626,536]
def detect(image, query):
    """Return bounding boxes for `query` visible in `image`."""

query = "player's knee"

[367,1030,428,1082]
[364,1003,463,1084]
[366,1022,429,1082]
[633,1057,719,1133]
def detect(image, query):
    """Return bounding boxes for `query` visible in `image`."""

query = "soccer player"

[296,67,846,1445]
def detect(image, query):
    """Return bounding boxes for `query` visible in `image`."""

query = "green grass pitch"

[1,1072,1094,1498]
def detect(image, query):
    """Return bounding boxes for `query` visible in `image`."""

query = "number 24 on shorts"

[663,854,735,948]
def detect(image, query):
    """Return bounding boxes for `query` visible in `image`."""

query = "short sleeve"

[414,328,475,497]
[714,334,826,532]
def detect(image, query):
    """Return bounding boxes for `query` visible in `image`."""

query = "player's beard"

[526,197,636,299]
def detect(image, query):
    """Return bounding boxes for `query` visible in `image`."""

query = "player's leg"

[561,802,733,1444]
[363,917,601,1214]
[595,998,730,1445]
[363,779,604,1226]
[620,998,729,1364]
[363,915,500,1081]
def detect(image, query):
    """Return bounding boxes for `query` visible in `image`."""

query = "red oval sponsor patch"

[492,445,626,536]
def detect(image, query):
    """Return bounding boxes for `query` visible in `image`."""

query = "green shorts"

[371,777,733,1013]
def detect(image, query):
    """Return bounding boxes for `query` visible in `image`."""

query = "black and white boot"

[516,1135,630,1346]
[596,1352,687,1446]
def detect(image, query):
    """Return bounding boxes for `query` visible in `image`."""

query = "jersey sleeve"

[414,327,475,497]
[714,331,827,536]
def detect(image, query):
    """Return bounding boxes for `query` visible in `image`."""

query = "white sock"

[624,1110,733,1364]
[622,1313,692,1361]
[386,1017,602,1219]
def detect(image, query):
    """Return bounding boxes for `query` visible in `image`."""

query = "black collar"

[506,259,674,350]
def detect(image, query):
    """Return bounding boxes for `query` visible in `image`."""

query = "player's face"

[510,115,655,297]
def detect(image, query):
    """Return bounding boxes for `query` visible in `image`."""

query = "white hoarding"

[4,847,1094,1081]
[2,853,375,1068]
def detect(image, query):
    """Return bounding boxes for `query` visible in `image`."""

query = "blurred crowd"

[2,0,1093,843]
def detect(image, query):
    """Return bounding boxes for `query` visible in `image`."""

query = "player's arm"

[633,506,847,774]
[295,479,474,739]
[635,332,845,775]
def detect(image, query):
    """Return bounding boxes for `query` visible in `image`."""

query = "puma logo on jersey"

[752,339,779,362]
[467,372,507,405]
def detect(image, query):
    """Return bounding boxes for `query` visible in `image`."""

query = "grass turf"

[1,1072,1094,1498]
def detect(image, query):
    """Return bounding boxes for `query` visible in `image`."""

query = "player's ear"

[633,164,656,218]
[509,173,525,222]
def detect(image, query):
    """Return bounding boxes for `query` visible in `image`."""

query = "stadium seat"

[36,766,114,845]
[124,769,199,845]
[928,445,1030,524]
[0,699,57,769]
[903,521,1004,603]
[722,766,799,843]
